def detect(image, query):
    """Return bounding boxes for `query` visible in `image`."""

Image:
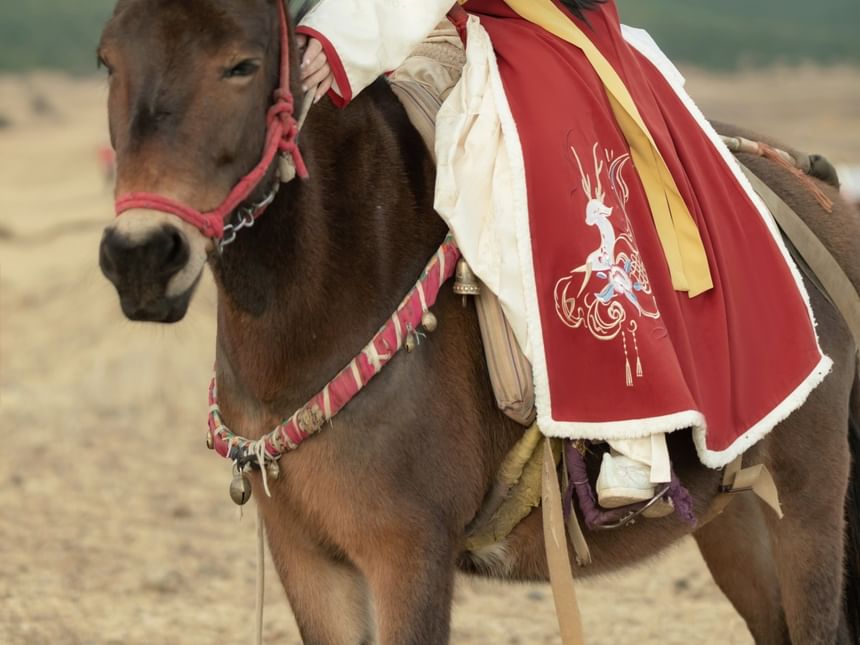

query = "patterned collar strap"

[207,234,461,467]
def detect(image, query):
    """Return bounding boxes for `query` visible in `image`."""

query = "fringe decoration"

[759,143,833,213]
[719,135,832,212]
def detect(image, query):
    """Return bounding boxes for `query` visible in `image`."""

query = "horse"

[96,0,860,642]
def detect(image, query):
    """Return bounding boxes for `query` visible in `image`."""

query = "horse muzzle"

[99,210,205,322]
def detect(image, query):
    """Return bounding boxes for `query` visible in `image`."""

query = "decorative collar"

[207,236,461,471]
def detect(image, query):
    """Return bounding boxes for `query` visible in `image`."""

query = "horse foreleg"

[260,497,375,645]
[353,524,458,645]
[694,494,790,643]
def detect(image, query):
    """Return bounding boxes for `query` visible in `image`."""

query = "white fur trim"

[540,410,705,442]
[693,354,833,467]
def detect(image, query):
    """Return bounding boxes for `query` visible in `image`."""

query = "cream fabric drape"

[299,0,453,103]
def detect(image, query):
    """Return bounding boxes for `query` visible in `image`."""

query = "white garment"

[299,0,453,102]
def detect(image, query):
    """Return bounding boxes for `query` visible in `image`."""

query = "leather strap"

[702,455,784,525]
[542,438,586,645]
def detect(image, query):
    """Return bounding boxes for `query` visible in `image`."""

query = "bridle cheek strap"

[113,0,307,240]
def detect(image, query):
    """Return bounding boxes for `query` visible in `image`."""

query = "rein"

[208,236,461,499]
[113,0,307,244]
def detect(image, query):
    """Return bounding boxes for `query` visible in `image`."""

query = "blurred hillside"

[617,0,860,69]
[0,0,858,74]
[0,1,114,74]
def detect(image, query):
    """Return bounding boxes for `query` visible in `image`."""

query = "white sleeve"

[298,0,455,105]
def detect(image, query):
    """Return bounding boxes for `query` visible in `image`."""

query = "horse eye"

[224,59,260,79]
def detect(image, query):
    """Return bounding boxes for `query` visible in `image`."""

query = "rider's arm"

[296,0,455,106]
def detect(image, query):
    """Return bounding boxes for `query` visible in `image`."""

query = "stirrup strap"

[721,455,783,518]
[705,454,784,524]
[542,437,586,645]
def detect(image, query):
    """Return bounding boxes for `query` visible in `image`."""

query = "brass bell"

[405,332,418,353]
[453,259,481,306]
[206,432,214,450]
[421,311,438,333]
[229,471,253,505]
[266,460,280,481]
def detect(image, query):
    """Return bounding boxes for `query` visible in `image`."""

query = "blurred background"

[0,1,857,643]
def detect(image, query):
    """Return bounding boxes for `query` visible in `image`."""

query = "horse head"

[97,0,291,322]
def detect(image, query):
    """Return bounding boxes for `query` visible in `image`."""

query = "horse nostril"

[156,227,190,277]
[99,230,121,284]
[99,225,189,286]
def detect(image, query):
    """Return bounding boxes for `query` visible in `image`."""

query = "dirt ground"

[1,66,858,644]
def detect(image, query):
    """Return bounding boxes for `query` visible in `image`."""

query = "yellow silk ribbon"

[497,0,713,296]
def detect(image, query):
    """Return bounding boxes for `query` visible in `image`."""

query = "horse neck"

[211,81,446,419]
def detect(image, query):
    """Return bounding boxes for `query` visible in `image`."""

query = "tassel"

[623,331,633,386]
[760,143,833,213]
[631,330,643,379]
[722,135,833,213]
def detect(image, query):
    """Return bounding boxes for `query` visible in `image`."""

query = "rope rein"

[255,504,265,645]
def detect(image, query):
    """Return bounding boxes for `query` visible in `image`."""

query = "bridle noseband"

[114,1,307,248]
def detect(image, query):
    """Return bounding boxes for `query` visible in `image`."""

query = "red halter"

[114,1,308,241]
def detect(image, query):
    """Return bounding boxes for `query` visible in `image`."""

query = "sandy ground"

[1,67,858,644]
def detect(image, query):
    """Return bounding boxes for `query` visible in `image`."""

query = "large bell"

[229,471,253,505]
[453,259,481,298]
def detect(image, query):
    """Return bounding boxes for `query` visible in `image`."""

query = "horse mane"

[560,0,606,19]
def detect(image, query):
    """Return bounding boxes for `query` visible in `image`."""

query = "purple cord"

[564,441,696,530]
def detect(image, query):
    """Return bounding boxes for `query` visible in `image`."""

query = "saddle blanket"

[434,0,831,467]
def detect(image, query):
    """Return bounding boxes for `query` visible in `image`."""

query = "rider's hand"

[296,33,334,103]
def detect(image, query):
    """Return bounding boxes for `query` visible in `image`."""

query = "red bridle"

[114,1,308,242]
